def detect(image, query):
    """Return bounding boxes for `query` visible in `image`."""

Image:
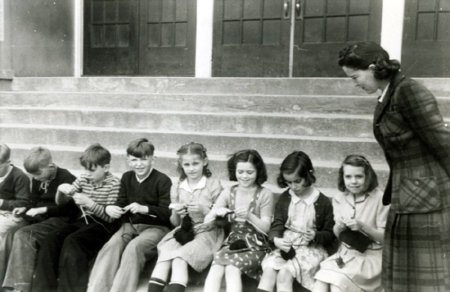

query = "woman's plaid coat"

[373,72,450,292]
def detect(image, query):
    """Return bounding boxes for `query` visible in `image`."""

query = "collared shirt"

[179,176,207,194]
[286,187,320,232]
[135,168,153,184]
[378,82,390,103]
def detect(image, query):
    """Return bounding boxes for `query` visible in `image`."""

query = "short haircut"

[23,147,53,174]
[227,149,267,186]
[176,142,212,180]
[338,154,378,193]
[277,151,316,188]
[338,41,400,80]
[79,143,111,170]
[0,144,10,164]
[127,138,155,158]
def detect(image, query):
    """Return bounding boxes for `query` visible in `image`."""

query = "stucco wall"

[11,0,73,76]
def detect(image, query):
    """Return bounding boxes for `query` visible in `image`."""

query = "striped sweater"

[72,172,120,222]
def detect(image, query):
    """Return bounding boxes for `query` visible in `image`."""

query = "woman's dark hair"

[338,41,401,80]
[176,142,212,180]
[277,151,316,188]
[227,149,267,186]
[338,154,378,193]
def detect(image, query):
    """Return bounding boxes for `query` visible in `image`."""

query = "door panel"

[84,0,139,75]
[213,0,291,77]
[213,0,382,77]
[293,0,382,77]
[138,0,196,76]
[402,0,450,77]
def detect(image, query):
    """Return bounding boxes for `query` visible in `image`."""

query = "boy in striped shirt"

[31,143,121,292]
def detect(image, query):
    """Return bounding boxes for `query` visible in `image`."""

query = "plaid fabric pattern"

[373,72,450,292]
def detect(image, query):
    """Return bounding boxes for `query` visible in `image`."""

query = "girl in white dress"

[313,155,389,292]
[147,142,223,292]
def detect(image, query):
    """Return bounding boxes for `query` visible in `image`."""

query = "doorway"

[212,0,382,77]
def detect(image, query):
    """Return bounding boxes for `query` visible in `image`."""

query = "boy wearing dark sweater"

[0,144,31,286]
[87,138,172,292]
[2,147,77,292]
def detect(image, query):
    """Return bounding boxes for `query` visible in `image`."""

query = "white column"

[74,0,83,77]
[380,0,405,62]
[195,0,214,78]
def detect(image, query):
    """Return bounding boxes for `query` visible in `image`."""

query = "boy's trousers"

[87,222,169,292]
[0,211,27,285]
[31,216,119,292]
[2,217,73,292]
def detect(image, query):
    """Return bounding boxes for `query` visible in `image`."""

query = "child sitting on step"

[31,143,121,292]
[257,151,336,292]
[203,149,274,292]
[2,146,76,292]
[147,142,223,292]
[88,138,172,292]
[0,144,31,286]
[313,155,389,292]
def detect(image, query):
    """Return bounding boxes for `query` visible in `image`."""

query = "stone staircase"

[0,76,449,291]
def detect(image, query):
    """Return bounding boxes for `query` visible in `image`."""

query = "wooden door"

[213,0,382,77]
[84,0,139,75]
[402,0,450,77]
[138,0,196,76]
[213,0,291,77]
[293,0,382,77]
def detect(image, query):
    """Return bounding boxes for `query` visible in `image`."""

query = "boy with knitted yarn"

[2,147,77,292]
[0,144,31,285]
[88,138,172,292]
[31,143,121,292]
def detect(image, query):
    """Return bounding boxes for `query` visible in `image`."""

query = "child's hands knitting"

[274,237,291,253]
[123,202,149,214]
[73,193,95,208]
[105,206,125,218]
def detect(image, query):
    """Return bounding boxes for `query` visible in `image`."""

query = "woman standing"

[338,41,450,292]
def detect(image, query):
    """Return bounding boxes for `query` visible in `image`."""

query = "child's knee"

[277,267,293,284]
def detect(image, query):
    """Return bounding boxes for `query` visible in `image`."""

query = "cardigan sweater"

[268,190,337,255]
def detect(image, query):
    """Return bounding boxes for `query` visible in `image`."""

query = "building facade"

[1,0,449,78]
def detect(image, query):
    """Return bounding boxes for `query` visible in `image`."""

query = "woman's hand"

[274,237,291,253]
[303,229,316,243]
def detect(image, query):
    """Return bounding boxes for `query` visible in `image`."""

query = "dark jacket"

[268,190,337,255]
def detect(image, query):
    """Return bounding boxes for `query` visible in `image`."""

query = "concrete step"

[0,107,376,138]
[9,77,450,97]
[0,124,387,165]
[1,91,449,116]
[7,143,389,190]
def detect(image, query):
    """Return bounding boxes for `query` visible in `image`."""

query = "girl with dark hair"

[314,155,389,292]
[257,151,335,292]
[203,149,274,292]
[338,41,450,292]
[147,142,223,292]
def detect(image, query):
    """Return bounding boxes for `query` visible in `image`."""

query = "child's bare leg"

[257,266,278,292]
[276,266,294,292]
[225,265,242,292]
[312,280,330,292]
[204,264,225,292]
